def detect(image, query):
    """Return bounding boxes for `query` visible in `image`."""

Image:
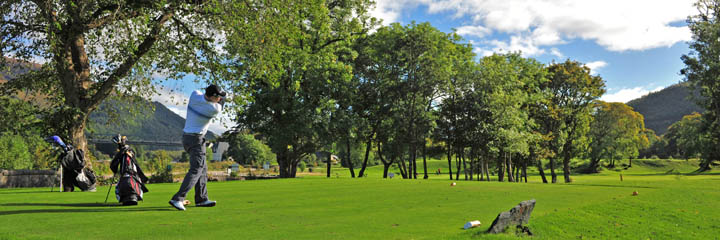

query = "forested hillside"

[88,100,217,144]
[627,83,704,135]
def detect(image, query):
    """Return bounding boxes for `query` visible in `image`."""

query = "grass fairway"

[1,160,719,239]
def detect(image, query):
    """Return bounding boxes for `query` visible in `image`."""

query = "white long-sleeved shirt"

[183,90,222,134]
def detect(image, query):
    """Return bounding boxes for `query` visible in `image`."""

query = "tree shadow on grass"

[0,202,172,216]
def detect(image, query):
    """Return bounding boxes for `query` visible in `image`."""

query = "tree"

[353,22,457,179]
[587,101,648,172]
[222,132,275,165]
[681,0,720,170]
[664,112,706,160]
[1,0,227,164]
[227,0,375,178]
[543,60,605,183]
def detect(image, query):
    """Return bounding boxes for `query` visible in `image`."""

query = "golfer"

[169,84,225,210]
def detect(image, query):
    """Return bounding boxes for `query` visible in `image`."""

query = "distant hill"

[89,100,216,142]
[88,100,217,153]
[626,83,704,135]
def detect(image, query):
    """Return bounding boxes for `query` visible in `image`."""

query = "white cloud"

[370,0,419,25]
[456,25,492,38]
[378,0,695,52]
[549,48,564,59]
[475,34,546,57]
[585,61,608,75]
[601,86,664,103]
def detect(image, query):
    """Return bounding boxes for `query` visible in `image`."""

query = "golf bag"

[110,135,149,205]
[48,136,97,192]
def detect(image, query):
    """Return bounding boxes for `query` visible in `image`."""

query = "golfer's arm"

[189,101,221,119]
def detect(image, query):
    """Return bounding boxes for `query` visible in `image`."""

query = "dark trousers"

[171,134,209,202]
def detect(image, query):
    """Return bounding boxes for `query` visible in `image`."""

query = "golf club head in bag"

[45,135,69,152]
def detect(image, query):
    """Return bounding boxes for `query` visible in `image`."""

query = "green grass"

[1,160,718,239]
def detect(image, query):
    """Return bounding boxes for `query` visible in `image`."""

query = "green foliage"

[179,152,190,163]
[681,1,720,170]
[146,150,173,183]
[225,0,376,177]
[664,112,706,160]
[0,134,32,170]
[298,161,306,172]
[587,102,649,171]
[222,133,275,165]
[0,96,44,136]
[206,146,214,163]
[541,60,606,182]
[1,0,228,155]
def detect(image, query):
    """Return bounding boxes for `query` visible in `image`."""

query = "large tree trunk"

[550,157,557,183]
[537,159,548,183]
[326,152,331,178]
[455,153,461,180]
[52,8,174,169]
[447,146,453,180]
[587,158,601,173]
[412,145,418,179]
[358,138,372,177]
[522,159,528,183]
[68,115,90,167]
[462,150,468,180]
[378,141,392,178]
[422,143,428,179]
[498,152,505,182]
[399,156,408,179]
[290,159,298,177]
[506,153,515,182]
[484,158,490,181]
[277,151,292,178]
[563,152,572,183]
[479,155,484,181]
[346,137,355,178]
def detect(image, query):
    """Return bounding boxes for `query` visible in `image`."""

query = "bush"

[148,166,173,183]
[0,134,33,170]
[223,134,275,165]
[298,161,306,172]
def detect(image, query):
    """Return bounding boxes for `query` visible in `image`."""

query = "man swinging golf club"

[169,84,226,210]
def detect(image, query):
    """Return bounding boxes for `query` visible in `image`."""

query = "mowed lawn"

[1,160,719,240]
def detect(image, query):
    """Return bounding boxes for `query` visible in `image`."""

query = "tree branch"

[87,10,174,112]
[0,20,46,33]
[87,11,141,29]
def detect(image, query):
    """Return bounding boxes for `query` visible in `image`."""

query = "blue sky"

[155,0,697,134]
[369,0,695,102]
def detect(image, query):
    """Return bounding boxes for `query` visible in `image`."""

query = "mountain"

[88,100,217,148]
[626,82,704,136]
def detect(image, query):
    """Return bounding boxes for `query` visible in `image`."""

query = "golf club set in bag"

[47,135,148,206]
[108,134,149,205]
[46,136,97,192]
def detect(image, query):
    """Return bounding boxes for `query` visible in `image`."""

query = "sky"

[154,0,698,135]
